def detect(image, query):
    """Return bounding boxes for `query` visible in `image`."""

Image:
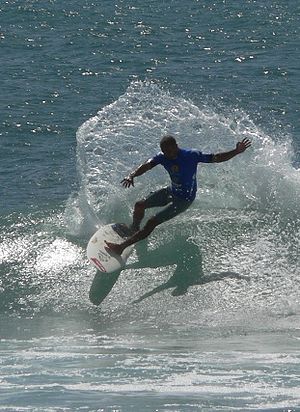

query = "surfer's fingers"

[242,138,251,146]
[121,180,130,188]
[121,177,134,188]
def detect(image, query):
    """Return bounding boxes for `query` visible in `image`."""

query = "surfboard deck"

[87,223,134,273]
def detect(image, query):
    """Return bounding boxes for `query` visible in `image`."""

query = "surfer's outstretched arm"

[212,138,251,163]
[121,160,157,188]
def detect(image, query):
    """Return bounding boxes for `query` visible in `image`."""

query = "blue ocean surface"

[1,1,300,411]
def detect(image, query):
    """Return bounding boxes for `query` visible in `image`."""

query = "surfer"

[105,135,251,255]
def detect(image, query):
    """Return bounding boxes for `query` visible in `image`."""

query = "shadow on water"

[130,238,243,304]
[89,232,244,306]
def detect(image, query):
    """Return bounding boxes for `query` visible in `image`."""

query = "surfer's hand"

[121,175,134,188]
[236,138,251,154]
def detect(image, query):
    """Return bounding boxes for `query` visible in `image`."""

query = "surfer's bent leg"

[127,217,160,246]
[105,190,192,256]
[121,195,193,252]
[131,200,146,232]
[131,187,172,232]
[153,196,193,225]
[118,196,192,254]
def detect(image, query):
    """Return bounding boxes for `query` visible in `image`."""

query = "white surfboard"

[87,223,134,273]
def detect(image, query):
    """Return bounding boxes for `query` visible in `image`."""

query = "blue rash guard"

[151,148,213,201]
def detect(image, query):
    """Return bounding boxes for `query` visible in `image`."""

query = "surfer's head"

[160,135,179,160]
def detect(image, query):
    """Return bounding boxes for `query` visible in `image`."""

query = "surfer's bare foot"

[105,241,124,256]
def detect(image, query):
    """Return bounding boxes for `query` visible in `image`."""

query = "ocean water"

[1,0,300,411]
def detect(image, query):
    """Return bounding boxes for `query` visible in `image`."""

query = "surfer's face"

[161,142,179,160]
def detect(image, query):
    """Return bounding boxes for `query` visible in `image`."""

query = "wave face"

[69,81,300,324]
[1,82,300,327]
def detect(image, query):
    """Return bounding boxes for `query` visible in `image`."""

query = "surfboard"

[87,223,134,273]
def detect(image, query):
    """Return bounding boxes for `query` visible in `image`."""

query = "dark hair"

[160,135,177,148]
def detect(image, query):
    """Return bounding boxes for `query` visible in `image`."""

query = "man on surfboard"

[105,135,251,255]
